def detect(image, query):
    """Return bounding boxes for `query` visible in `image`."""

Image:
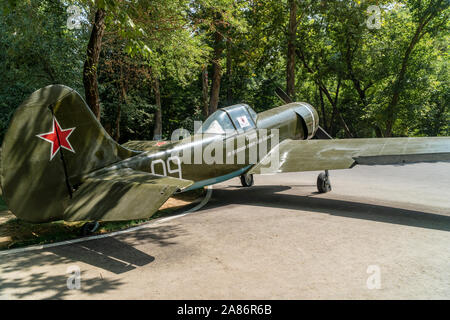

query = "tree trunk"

[114,101,122,142]
[374,126,383,138]
[152,75,162,140]
[286,0,297,98]
[209,31,224,115]
[344,36,368,109]
[319,87,327,131]
[202,65,209,118]
[115,64,127,142]
[332,78,353,138]
[385,26,425,136]
[226,38,232,105]
[83,8,106,119]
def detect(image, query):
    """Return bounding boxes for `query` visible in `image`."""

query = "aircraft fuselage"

[89,102,319,190]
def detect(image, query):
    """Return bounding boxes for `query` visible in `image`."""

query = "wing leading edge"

[249,137,450,174]
[64,168,193,222]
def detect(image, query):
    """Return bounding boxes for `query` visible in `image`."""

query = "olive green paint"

[1,85,449,223]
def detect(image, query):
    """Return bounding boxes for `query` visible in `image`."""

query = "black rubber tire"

[80,221,99,236]
[317,172,331,193]
[240,174,254,187]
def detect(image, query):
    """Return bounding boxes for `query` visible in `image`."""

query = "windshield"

[199,110,236,135]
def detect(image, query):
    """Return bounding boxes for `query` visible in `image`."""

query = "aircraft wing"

[64,168,193,222]
[249,137,450,174]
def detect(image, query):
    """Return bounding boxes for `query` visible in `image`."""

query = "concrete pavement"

[0,163,449,299]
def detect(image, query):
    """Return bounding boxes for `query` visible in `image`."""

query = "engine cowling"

[255,102,319,140]
[292,102,319,139]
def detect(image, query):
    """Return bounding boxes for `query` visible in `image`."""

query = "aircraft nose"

[291,102,319,139]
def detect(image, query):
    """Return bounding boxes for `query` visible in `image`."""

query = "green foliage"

[0,0,448,144]
[0,0,88,142]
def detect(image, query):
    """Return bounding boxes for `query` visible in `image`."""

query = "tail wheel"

[80,221,99,236]
[317,172,331,193]
[240,174,254,187]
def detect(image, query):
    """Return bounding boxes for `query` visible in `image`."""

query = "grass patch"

[0,188,205,250]
[0,219,85,249]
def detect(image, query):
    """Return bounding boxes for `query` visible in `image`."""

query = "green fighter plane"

[1,85,449,234]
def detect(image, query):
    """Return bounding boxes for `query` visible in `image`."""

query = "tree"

[286,0,297,98]
[151,72,162,140]
[384,0,449,136]
[0,0,88,142]
[98,0,208,140]
[209,26,224,115]
[83,7,106,119]
[1,0,448,146]
[189,0,245,116]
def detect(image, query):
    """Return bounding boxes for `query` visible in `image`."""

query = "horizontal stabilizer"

[64,168,193,222]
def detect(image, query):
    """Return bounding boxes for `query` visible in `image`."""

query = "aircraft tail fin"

[0,85,139,222]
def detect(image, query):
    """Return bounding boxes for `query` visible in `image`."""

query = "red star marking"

[155,141,167,147]
[37,117,76,160]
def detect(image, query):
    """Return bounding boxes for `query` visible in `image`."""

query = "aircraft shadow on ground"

[207,185,450,232]
[47,237,155,274]
[0,224,184,298]
[0,244,125,299]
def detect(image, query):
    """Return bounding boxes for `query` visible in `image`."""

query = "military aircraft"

[1,84,449,234]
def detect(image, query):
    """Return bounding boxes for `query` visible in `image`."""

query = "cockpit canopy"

[199,104,257,135]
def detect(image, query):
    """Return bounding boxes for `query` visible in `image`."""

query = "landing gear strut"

[80,221,99,236]
[240,173,254,187]
[317,170,331,193]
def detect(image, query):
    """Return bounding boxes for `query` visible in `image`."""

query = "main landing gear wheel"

[80,221,100,236]
[240,174,254,187]
[317,171,331,193]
